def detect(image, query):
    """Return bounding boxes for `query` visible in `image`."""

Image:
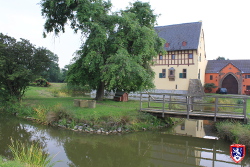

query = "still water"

[0,116,249,167]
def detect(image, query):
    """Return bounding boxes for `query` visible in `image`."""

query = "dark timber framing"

[139,92,248,123]
[154,50,195,66]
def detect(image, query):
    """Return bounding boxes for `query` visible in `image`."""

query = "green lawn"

[19,83,167,131]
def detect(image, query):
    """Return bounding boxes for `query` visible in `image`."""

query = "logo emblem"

[230,144,245,163]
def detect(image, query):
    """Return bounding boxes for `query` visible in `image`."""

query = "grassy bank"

[0,156,25,167]
[1,83,171,133]
[201,95,250,147]
[215,121,250,148]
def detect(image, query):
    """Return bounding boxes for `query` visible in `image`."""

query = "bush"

[31,78,51,87]
[204,83,217,93]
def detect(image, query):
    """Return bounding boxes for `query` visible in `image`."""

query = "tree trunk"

[95,82,105,101]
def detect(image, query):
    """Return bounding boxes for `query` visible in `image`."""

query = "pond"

[0,116,249,167]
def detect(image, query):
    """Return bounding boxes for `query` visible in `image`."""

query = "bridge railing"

[139,92,249,122]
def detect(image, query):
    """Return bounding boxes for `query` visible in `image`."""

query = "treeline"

[0,33,68,101]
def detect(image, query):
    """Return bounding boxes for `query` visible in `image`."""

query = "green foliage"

[0,156,25,167]
[40,52,61,82]
[237,99,244,104]
[59,118,67,126]
[8,139,57,167]
[0,33,55,101]
[40,0,165,100]
[33,105,50,123]
[64,83,90,96]
[1,84,168,131]
[215,56,229,60]
[204,83,217,92]
[216,121,250,147]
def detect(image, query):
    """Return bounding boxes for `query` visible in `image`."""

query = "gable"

[220,63,241,73]
[155,22,202,51]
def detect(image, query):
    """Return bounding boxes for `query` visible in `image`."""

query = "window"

[159,55,163,60]
[171,54,175,59]
[246,75,250,79]
[247,86,250,90]
[199,54,201,62]
[168,67,175,81]
[179,69,187,78]
[188,53,193,59]
[159,69,166,78]
[210,75,213,80]
[162,69,166,78]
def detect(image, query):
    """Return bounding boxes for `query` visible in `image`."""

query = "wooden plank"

[141,108,245,119]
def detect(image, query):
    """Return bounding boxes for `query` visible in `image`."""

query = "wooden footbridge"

[139,93,249,123]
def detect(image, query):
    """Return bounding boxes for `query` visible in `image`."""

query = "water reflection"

[0,116,249,167]
[173,119,219,140]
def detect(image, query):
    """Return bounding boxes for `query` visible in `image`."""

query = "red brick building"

[205,60,250,94]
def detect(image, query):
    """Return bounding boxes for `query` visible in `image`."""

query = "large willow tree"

[41,0,165,100]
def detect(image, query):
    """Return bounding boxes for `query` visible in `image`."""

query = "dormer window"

[182,41,187,46]
[165,43,170,47]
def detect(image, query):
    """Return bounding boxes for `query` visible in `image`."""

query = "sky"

[0,0,249,68]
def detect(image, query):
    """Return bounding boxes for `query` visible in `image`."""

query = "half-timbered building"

[151,21,207,94]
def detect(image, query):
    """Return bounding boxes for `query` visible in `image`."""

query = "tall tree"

[0,33,52,101]
[41,51,61,82]
[41,0,165,100]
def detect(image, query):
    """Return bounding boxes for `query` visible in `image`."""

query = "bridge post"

[214,97,218,122]
[169,95,172,110]
[148,95,150,108]
[243,98,247,123]
[162,94,165,117]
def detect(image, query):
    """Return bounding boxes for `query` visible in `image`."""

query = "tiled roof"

[206,60,250,73]
[155,22,202,51]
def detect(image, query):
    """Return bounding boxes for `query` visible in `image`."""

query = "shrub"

[204,83,217,93]
[33,105,49,123]
[31,78,51,87]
